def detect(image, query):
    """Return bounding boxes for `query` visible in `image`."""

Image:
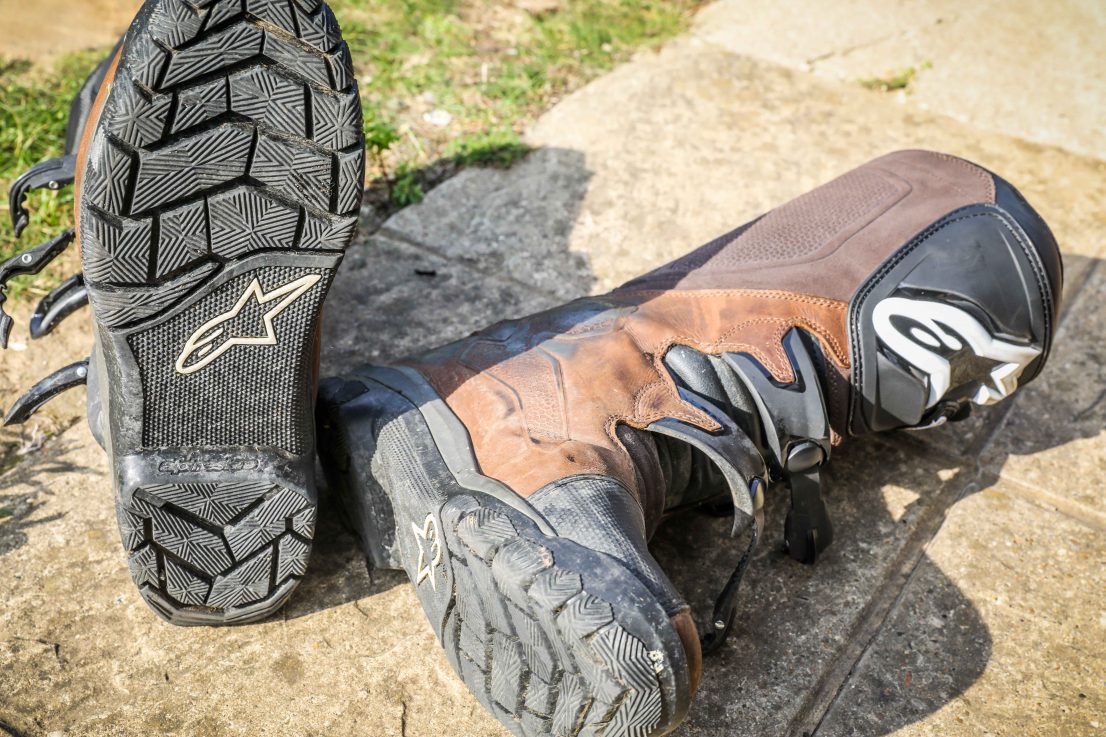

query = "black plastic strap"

[29,273,88,339]
[783,466,834,564]
[8,156,77,238]
[3,359,89,426]
[0,230,76,348]
[700,514,760,655]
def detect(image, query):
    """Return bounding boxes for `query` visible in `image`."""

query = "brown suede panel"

[621,150,995,299]
[73,47,123,242]
[407,288,850,505]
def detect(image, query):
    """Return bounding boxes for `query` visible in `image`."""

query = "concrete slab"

[815,483,1106,736]
[382,147,595,301]
[0,0,139,64]
[384,42,1106,303]
[981,263,1106,525]
[321,233,562,374]
[691,0,1106,161]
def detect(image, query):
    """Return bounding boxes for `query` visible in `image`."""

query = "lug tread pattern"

[132,124,254,213]
[164,23,265,87]
[171,76,228,134]
[208,185,300,258]
[150,0,207,47]
[229,65,306,135]
[300,212,358,250]
[90,261,218,328]
[83,0,362,624]
[295,2,340,51]
[199,0,243,29]
[430,499,667,737]
[263,32,332,87]
[311,86,361,149]
[251,133,332,211]
[122,481,312,615]
[157,200,210,277]
[82,0,364,297]
[83,139,134,215]
[83,216,154,285]
[104,83,174,148]
[246,0,297,33]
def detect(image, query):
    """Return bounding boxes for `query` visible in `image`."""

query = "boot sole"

[318,368,692,737]
[79,0,363,624]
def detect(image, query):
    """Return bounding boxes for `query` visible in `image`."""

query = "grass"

[0,0,701,298]
[859,61,932,93]
[0,50,106,297]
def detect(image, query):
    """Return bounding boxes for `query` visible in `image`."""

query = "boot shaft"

[401,150,1060,532]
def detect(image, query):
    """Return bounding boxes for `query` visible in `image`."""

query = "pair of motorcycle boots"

[1,2,1061,736]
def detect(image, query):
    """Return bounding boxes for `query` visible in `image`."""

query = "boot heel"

[317,377,401,570]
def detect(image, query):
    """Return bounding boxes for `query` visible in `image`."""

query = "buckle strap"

[724,329,835,565]
[30,272,88,339]
[0,230,76,348]
[9,155,77,238]
[782,444,833,564]
[700,477,764,655]
[4,359,89,426]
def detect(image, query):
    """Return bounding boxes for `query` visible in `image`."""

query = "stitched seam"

[934,151,996,202]
[716,316,850,368]
[614,288,849,311]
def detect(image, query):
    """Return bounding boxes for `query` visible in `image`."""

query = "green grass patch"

[859,62,931,93]
[0,50,104,285]
[334,0,701,201]
[448,129,530,168]
[0,0,701,295]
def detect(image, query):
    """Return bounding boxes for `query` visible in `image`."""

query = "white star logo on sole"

[175,273,321,375]
[412,513,443,590]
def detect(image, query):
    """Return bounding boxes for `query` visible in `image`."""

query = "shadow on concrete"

[0,435,94,558]
[0,489,64,557]
[654,436,992,737]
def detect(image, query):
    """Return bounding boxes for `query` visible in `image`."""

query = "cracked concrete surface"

[2,1,1105,736]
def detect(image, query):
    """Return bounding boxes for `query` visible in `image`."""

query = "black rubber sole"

[79,0,363,624]
[318,369,691,737]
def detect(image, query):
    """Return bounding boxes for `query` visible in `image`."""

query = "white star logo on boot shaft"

[872,296,1042,407]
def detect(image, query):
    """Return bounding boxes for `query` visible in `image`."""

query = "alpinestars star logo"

[873,296,1042,407]
[412,514,443,590]
[175,274,321,375]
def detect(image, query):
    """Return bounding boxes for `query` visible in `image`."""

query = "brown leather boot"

[3,0,365,625]
[318,150,1061,737]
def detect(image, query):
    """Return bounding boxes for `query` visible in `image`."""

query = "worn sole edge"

[319,371,692,737]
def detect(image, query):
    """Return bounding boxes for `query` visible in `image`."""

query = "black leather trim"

[848,204,1055,435]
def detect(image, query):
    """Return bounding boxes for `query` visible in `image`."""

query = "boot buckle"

[782,440,833,564]
[8,155,77,238]
[0,230,76,348]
